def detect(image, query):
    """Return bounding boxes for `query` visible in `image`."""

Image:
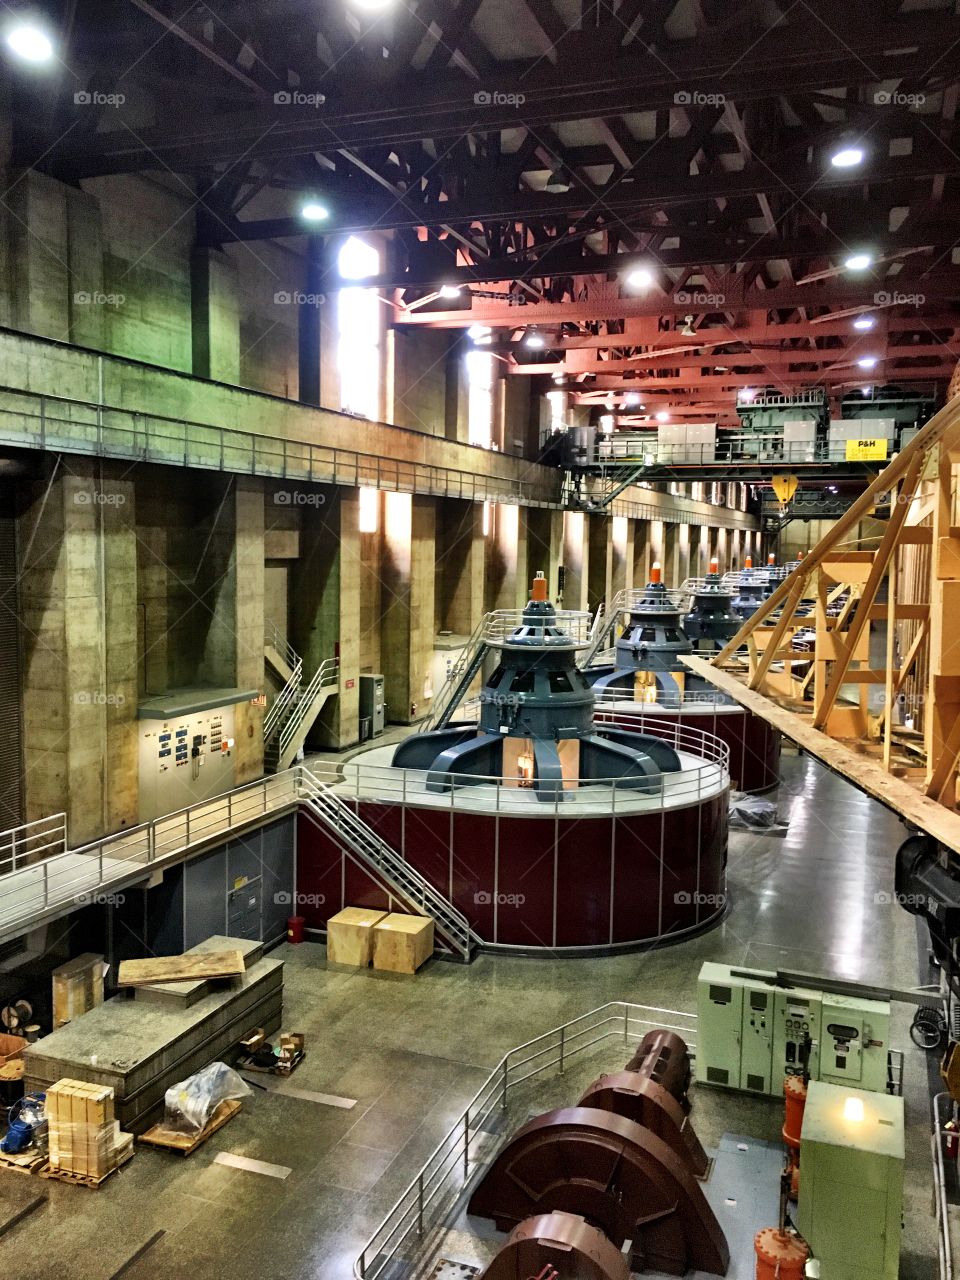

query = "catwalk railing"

[353,1000,698,1280]
[0,719,727,944]
[335,716,729,816]
[0,813,67,876]
[0,384,559,507]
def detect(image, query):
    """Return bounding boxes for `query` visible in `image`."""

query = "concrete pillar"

[587,515,607,612]
[436,499,484,635]
[233,478,264,784]
[381,493,436,723]
[295,488,360,749]
[633,519,651,585]
[489,503,529,610]
[7,169,70,341]
[527,507,563,598]
[664,523,680,586]
[298,234,323,406]
[623,518,636,593]
[649,519,665,573]
[715,527,729,573]
[20,463,138,842]
[607,515,629,602]
[191,246,240,384]
[677,523,691,579]
[66,187,106,350]
[562,510,590,610]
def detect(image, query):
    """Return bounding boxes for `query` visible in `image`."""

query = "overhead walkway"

[0,768,476,961]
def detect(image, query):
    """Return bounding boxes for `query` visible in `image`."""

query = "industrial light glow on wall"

[358,486,379,533]
[466,349,495,448]
[337,236,380,420]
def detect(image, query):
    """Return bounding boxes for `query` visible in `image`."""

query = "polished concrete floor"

[0,749,939,1280]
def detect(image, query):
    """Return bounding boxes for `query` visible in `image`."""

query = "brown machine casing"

[468,1106,729,1276]
[625,1028,692,1108]
[579,1070,708,1176]
[479,1210,630,1280]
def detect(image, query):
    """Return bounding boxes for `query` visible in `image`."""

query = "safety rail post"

[463,1110,470,1179]
[416,1174,424,1236]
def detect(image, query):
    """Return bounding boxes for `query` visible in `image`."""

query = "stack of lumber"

[45,1079,134,1183]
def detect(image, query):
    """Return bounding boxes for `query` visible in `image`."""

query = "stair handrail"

[297,767,475,961]
[426,617,488,728]
[579,592,621,668]
[276,657,340,760]
[264,618,301,674]
[264,620,304,743]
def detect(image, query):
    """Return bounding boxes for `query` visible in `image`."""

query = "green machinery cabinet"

[696,963,891,1098]
[796,1082,904,1280]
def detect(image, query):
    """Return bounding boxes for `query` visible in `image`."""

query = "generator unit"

[796,1082,904,1280]
[696,963,891,1097]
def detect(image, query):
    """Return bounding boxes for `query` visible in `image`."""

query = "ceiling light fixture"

[525,333,547,350]
[625,266,654,289]
[300,201,330,222]
[845,253,873,272]
[5,23,53,62]
[439,284,462,298]
[467,324,491,341]
[831,146,865,169]
[349,0,393,10]
[857,356,878,370]
[853,316,875,330]
[655,410,669,422]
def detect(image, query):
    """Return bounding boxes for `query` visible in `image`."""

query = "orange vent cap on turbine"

[531,571,548,602]
[709,557,719,574]
[744,556,753,569]
[650,561,662,584]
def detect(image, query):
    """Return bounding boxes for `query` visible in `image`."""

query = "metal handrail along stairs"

[264,620,304,743]
[296,768,475,962]
[427,618,489,729]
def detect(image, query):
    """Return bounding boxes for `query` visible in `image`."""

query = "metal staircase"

[297,768,475,962]
[263,621,339,773]
[426,618,489,729]
[265,657,340,773]
[579,600,615,669]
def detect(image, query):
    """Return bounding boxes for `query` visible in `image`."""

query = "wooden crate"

[52,953,104,1029]
[372,914,435,975]
[327,907,388,967]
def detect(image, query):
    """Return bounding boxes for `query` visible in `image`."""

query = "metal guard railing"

[483,608,593,647]
[0,383,559,508]
[354,1000,698,1280]
[0,813,67,876]
[0,773,300,942]
[336,715,729,816]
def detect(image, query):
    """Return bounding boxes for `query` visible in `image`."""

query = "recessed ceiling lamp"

[467,324,491,341]
[844,253,873,272]
[439,284,462,298]
[740,388,757,402]
[857,356,878,370]
[624,392,643,406]
[853,316,875,330]
[525,333,547,350]
[349,0,392,9]
[300,201,330,222]
[831,146,865,169]
[655,410,670,422]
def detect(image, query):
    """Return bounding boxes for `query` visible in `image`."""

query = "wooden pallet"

[41,1146,133,1188]
[137,1099,241,1156]
[0,1148,46,1176]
